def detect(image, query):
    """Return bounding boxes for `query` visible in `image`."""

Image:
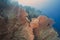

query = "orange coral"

[38,15,48,24]
[30,18,39,29]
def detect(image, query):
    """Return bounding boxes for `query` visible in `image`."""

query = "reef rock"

[32,16,60,40]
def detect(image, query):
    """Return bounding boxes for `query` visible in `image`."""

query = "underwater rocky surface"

[0,0,60,40]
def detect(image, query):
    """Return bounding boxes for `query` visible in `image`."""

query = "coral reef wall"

[0,0,60,40]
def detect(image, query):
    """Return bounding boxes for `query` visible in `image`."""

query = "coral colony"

[0,0,60,40]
